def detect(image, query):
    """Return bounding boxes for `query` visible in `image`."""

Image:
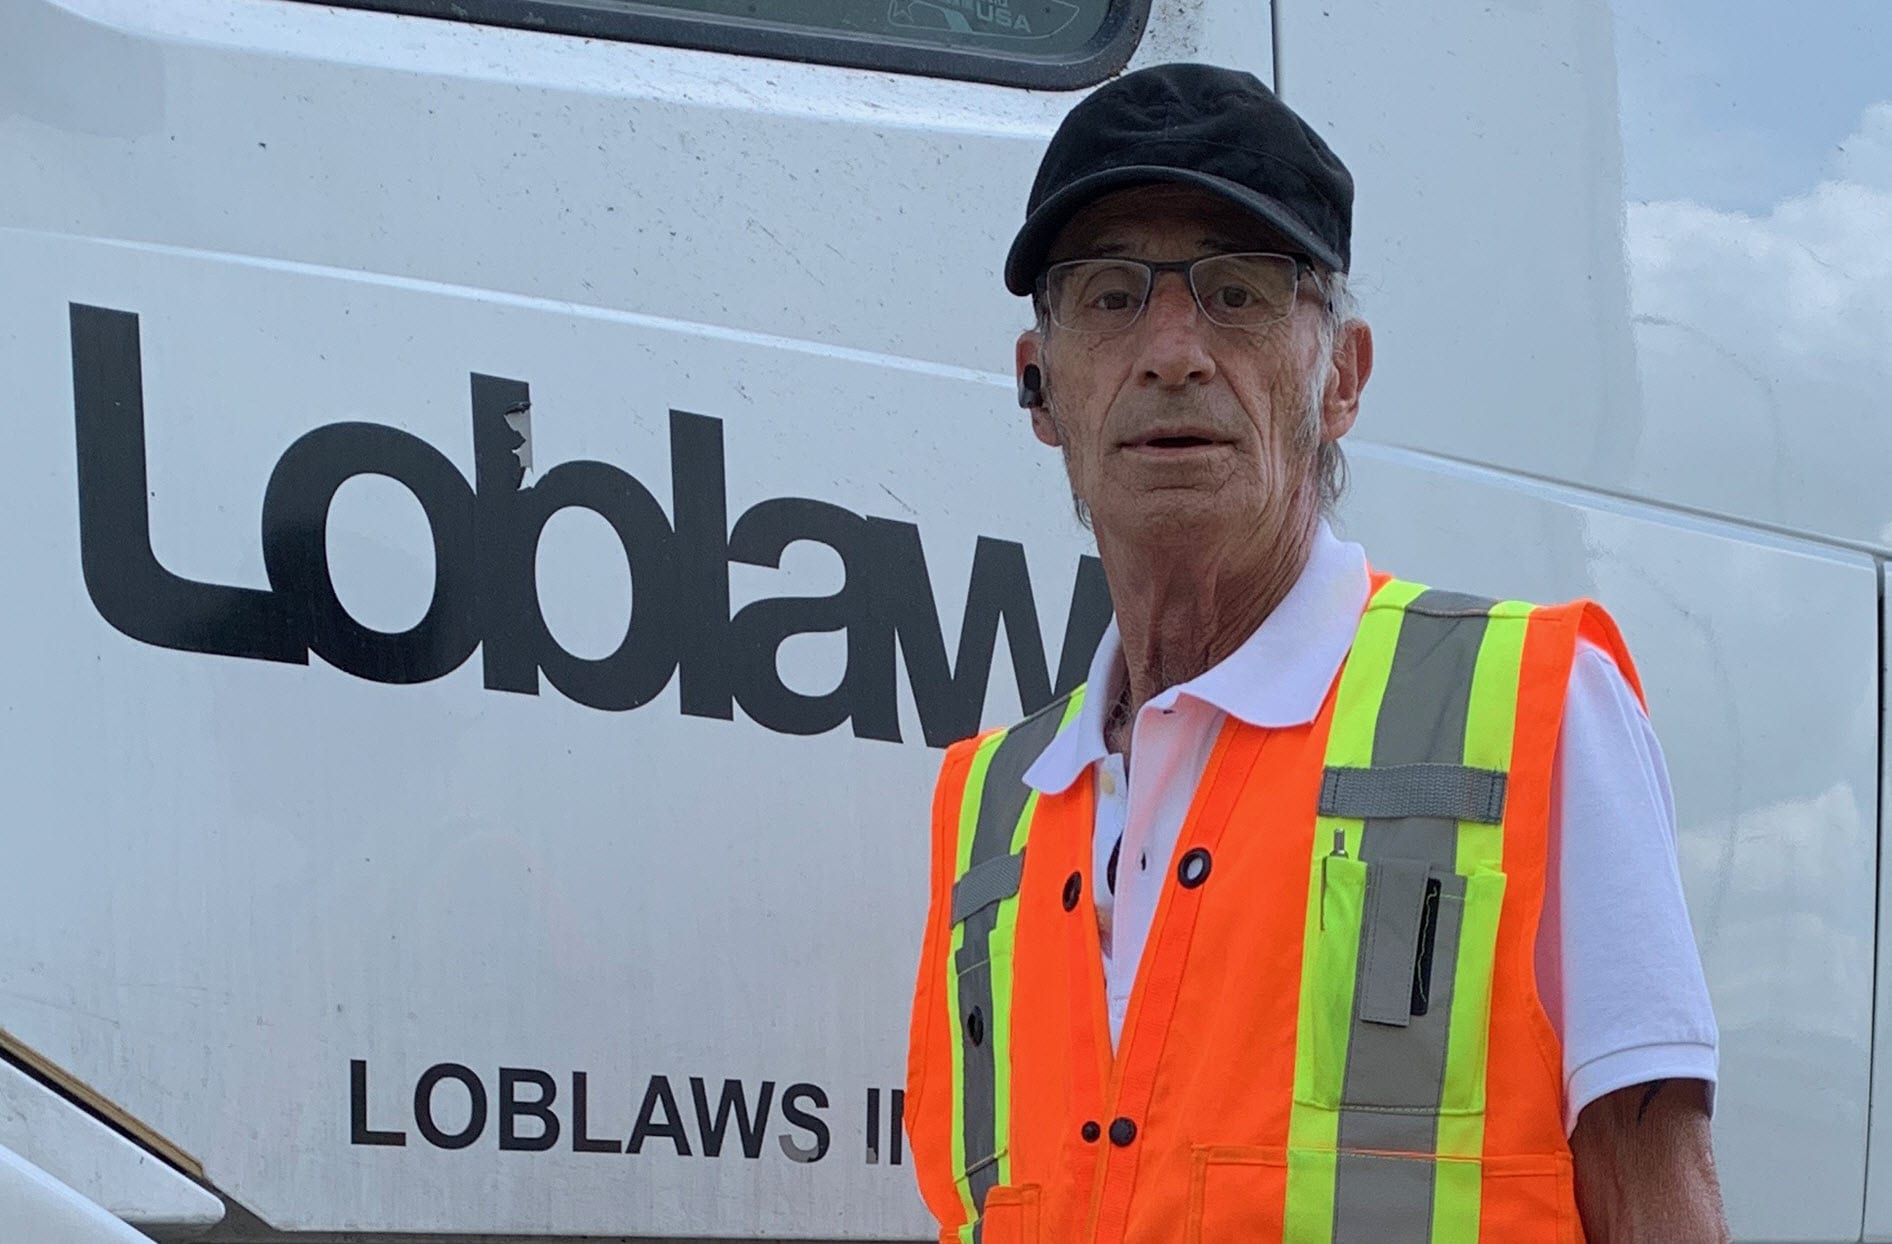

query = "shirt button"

[1081,1120,1101,1143]
[1109,1117,1137,1146]
[1100,770,1117,796]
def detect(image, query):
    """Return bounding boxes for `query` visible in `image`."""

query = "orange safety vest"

[904,576,1642,1243]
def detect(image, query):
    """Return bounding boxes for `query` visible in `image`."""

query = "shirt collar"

[1022,521,1370,794]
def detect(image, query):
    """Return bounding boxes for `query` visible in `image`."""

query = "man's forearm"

[1572,1079,1730,1243]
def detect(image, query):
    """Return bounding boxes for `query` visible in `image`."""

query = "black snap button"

[1062,871,1083,911]
[965,1007,985,1047]
[1178,847,1213,889]
[1081,1120,1101,1143]
[1109,1117,1137,1146]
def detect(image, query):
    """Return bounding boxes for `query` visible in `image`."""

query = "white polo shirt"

[1020,523,1718,1135]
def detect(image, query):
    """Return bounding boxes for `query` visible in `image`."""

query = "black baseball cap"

[1004,62,1354,296]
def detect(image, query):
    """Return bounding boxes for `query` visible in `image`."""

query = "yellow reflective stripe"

[987,787,1034,1195]
[1287,850,1365,1166]
[1431,868,1507,1236]
[1329,580,1427,766]
[1285,578,1425,1237]
[955,732,1006,877]
[1431,602,1530,1238]
[987,688,1086,1192]
[1437,870,1511,1120]
[1284,1147,1340,1243]
[947,729,1006,1229]
[1456,603,1530,874]
[1429,1156,1483,1241]
[1325,579,1426,812]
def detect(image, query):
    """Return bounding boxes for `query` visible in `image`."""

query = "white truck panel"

[0,0,1132,379]
[0,1144,159,1244]
[0,227,1111,1237]
[1341,445,1880,1242]
[0,1061,223,1239]
[1277,0,1642,533]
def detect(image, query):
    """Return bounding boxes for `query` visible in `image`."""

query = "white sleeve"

[1535,640,1719,1136]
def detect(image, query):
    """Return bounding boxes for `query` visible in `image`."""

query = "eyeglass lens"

[1045,253,1299,333]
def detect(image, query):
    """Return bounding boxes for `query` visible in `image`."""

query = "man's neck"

[1099,514,1319,760]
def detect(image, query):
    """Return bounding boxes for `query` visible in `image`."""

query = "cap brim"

[1003,165,1347,296]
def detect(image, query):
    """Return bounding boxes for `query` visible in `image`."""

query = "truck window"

[293,0,1150,88]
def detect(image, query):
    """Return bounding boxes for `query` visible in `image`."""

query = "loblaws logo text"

[69,305,1109,747]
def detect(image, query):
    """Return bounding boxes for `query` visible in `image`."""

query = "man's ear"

[1017,330,1060,445]
[1321,318,1374,442]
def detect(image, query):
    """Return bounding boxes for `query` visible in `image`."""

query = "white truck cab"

[2,0,1889,1239]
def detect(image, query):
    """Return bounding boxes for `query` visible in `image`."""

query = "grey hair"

[1031,266,1359,527]
[1308,268,1355,517]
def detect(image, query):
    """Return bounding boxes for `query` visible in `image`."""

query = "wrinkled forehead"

[1046,183,1301,263]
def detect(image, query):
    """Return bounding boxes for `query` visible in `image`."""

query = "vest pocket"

[1305,856,1508,1114]
[1436,867,1506,1114]
[1189,1148,1575,1244]
[1184,1145,1287,1243]
[977,1183,1040,1244]
[1326,1149,1577,1244]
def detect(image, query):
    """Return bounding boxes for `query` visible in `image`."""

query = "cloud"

[1835,100,1892,189]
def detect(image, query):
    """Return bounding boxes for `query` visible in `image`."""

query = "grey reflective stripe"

[952,691,1075,1226]
[1332,591,1494,1243]
[1358,591,1492,868]
[951,851,1027,925]
[1402,589,1499,619]
[1320,763,1508,825]
[953,948,1001,1208]
[1333,1152,1449,1244]
[962,699,1067,890]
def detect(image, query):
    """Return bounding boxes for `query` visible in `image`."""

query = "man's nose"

[1135,273,1217,388]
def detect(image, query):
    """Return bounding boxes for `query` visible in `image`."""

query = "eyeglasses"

[1038,252,1307,334]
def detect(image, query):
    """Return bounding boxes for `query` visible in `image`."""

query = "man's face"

[1017,184,1367,556]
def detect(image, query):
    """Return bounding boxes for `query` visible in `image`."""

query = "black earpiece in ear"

[1017,363,1044,409]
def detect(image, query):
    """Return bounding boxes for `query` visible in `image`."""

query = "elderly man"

[904,64,1725,1243]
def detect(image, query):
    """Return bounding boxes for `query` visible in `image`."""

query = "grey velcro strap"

[951,850,1026,926]
[1319,763,1508,825]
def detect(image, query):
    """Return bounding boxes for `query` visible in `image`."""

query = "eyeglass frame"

[1032,251,1327,334]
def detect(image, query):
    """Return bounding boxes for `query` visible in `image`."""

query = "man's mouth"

[1124,429,1229,452]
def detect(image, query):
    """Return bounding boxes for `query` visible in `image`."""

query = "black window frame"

[289,0,1152,91]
